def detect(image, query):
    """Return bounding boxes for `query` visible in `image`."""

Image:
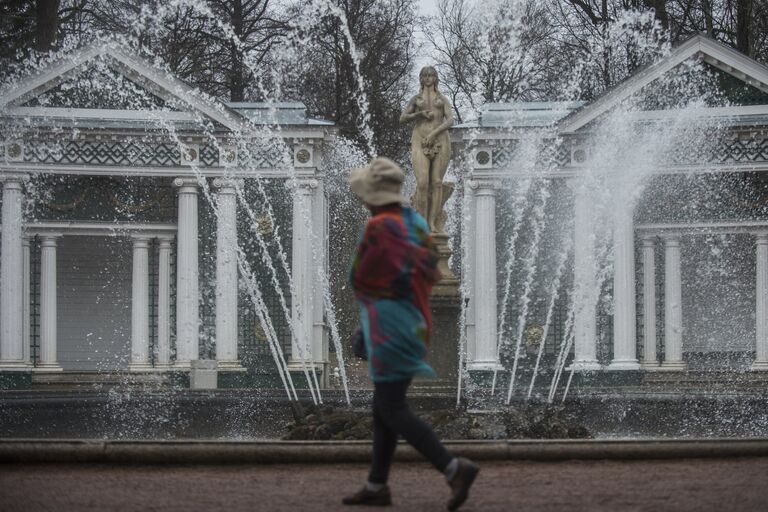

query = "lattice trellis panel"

[487,133,768,170]
[9,140,289,168]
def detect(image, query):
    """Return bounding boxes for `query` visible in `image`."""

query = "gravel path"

[2,457,767,511]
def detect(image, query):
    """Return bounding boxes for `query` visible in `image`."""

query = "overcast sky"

[418,0,440,17]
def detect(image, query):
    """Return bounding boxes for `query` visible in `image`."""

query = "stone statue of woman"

[399,66,455,233]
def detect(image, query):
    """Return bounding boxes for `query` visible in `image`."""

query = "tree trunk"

[736,0,753,56]
[35,0,60,51]
[229,0,245,102]
[702,0,715,37]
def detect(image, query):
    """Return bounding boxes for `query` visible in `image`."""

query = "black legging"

[368,379,453,484]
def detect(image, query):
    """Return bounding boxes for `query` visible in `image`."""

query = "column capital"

[0,173,29,187]
[157,235,174,248]
[756,232,768,244]
[212,177,244,192]
[130,234,152,245]
[173,177,201,193]
[640,234,657,246]
[39,233,62,246]
[661,233,681,245]
[468,179,501,194]
[286,177,319,191]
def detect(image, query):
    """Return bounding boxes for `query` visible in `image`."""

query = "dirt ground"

[2,457,767,512]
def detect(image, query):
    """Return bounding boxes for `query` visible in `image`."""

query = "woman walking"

[343,157,479,510]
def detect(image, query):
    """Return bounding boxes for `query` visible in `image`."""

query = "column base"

[606,359,641,371]
[751,360,768,371]
[33,363,63,372]
[216,360,247,372]
[287,360,325,371]
[657,361,687,371]
[466,361,503,372]
[641,361,661,370]
[128,362,156,372]
[568,360,602,371]
[0,362,33,370]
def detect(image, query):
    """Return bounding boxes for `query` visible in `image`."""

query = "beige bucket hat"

[348,156,409,206]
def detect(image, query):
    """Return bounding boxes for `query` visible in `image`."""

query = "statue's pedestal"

[415,232,461,392]
[415,294,460,391]
[431,232,459,296]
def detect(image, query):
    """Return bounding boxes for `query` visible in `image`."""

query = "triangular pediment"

[0,42,246,131]
[19,56,180,111]
[559,35,768,133]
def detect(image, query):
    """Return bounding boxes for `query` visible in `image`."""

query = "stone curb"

[2,439,768,464]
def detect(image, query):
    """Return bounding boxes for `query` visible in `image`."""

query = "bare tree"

[286,0,419,157]
[426,0,558,121]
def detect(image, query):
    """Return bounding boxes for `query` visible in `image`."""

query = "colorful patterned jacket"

[350,205,441,381]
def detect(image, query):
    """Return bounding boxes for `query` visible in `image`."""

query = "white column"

[22,235,31,365]
[310,180,328,368]
[641,235,659,369]
[173,178,200,368]
[129,235,152,371]
[0,175,29,368]
[470,179,501,370]
[289,178,316,368]
[572,182,600,370]
[37,234,62,371]
[155,236,173,368]
[463,180,478,364]
[753,233,768,370]
[661,234,686,370]
[213,178,243,370]
[608,203,640,370]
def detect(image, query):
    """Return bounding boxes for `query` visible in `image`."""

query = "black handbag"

[351,327,368,360]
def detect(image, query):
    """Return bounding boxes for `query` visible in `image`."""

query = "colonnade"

[462,173,768,372]
[0,174,327,372]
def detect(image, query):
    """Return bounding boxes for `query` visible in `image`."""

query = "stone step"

[31,372,173,390]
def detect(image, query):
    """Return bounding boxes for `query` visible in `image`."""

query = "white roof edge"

[558,35,768,134]
[0,41,249,133]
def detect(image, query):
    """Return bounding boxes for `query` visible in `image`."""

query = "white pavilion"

[0,42,333,387]
[457,35,768,383]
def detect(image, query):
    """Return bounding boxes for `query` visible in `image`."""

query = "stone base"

[606,360,641,371]
[414,294,460,390]
[33,364,63,372]
[128,363,156,372]
[216,361,247,372]
[658,361,687,371]
[190,360,218,389]
[568,361,602,372]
